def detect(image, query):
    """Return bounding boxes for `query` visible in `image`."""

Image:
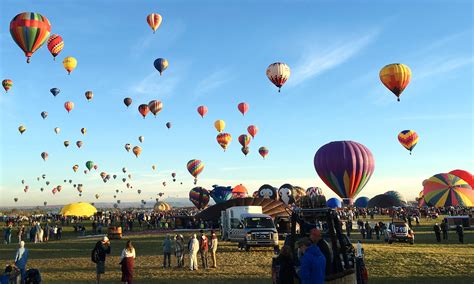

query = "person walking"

[441,220,448,240]
[199,230,209,269]
[297,237,325,284]
[120,240,135,284]
[209,230,218,268]
[189,234,199,271]
[276,245,297,284]
[174,234,184,268]
[455,225,464,244]
[93,236,111,284]
[163,235,172,268]
[14,241,28,282]
[433,223,441,242]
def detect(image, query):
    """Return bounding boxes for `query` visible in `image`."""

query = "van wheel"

[410,239,414,245]
[388,240,393,244]
[245,245,251,252]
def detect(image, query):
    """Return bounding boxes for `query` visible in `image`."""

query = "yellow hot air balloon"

[214,120,225,132]
[63,56,77,75]
[379,63,412,102]
[18,125,26,134]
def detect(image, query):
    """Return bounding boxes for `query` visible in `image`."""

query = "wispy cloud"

[194,68,233,97]
[287,31,379,88]
[416,56,474,79]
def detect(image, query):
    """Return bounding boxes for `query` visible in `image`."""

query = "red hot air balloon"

[197,105,208,118]
[247,125,258,138]
[314,141,375,204]
[259,147,269,159]
[148,100,163,117]
[124,98,132,107]
[138,104,149,118]
[47,34,64,60]
[64,101,74,113]
[449,169,474,189]
[238,134,251,147]
[237,102,249,116]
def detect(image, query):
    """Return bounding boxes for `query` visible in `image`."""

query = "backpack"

[25,268,41,284]
[91,246,100,263]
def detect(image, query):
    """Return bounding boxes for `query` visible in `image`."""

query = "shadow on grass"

[370,276,474,284]
[46,279,268,284]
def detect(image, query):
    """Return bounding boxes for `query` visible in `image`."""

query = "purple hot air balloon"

[314,141,375,204]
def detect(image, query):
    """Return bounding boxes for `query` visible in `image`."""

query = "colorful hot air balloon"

[147,13,163,33]
[133,146,142,157]
[64,101,74,113]
[449,169,474,189]
[124,97,132,107]
[47,34,64,60]
[214,120,225,132]
[85,91,93,101]
[259,147,269,159]
[266,62,290,92]
[314,141,375,203]
[423,173,473,207]
[85,161,94,171]
[41,152,48,161]
[166,122,172,129]
[379,63,412,102]
[187,159,204,184]
[241,146,250,156]
[54,127,60,134]
[216,133,232,151]
[138,136,144,143]
[50,88,60,97]
[154,58,168,76]
[63,57,77,74]
[197,106,208,118]
[232,184,248,199]
[189,187,210,209]
[10,12,51,63]
[247,125,258,138]
[238,134,251,147]
[125,144,131,152]
[148,100,163,117]
[18,125,26,134]
[2,79,13,93]
[76,141,83,148]
[81,128,86,135]
[138,104,149,118]
[398,130,419,154]
[237,102,249,116]
[41,111,48,119]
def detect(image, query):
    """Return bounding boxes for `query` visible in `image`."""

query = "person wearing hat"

[297,237,325,284]
[189,234,200,271]
[309,228,333,276]
[199,230,209,269]
[94,236,111,283]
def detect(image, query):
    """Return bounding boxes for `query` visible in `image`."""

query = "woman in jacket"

[120,240,136,284]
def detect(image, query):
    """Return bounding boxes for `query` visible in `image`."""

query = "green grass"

[1,216,473,283]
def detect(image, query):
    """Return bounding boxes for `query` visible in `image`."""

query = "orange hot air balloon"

[247,125,258,138]
[85,91,93,101]
[237,102,249,116]
[64,101,74,113]
[47,34,64,60]
[138,104,149,118]
[197,105,208,118]
[147,13,163,33]
[133,146,142,157]
[216,133,232,151]
[379,63,412,102]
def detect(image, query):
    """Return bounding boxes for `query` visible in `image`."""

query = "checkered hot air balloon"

[379,63,411,102]
[47,34,64,60]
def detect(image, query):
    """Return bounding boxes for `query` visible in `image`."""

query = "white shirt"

[120,248,136,261]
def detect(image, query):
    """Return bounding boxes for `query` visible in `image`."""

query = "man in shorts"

[94,236,111,283]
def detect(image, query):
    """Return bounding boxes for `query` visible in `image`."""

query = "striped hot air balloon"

[189,187,210,209]
[47,34,64,60]
[380,63,412,102]
[10,12,51,63]
[148,100,163,117]
[423,173,473,207]
[187,159,204,184]
[238,134,251,147]
[266,62,291,92]
[147,13,163,33]
[2,79,13,93]
[398,130,419,154]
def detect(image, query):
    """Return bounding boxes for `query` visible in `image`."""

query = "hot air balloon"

[41,111,48,119]
[2,79,13,93]
[40,187,44,192]
[18,125,26,134]
[95,194,100,199]
[241,147,250,156]
[122,178,126,183]
[154,58,168,76]
[21,180,25,185]
[64,141,70,147]
[138,104,149,118]
[278,184,295,205]
[247,125,258,138]
[73,165,79,172]
[232,184,248,198]
[237,102,249,116]
[100,172,107,179]
[148,100,163,117]
[189,187,210,209]
[128,174,132,179]
[138,136,144,143]
[423,173,473,207]
[354,197,370,208]
[64,101,74,113]
[147,13,163,33]
[162,182,167,187]
[57,185,62,192]
[50,88,60,97]
[46,181,50,186]
[166,122,172,129]
[152,165,156,171]
[80,128,86,135]
[327,198,342,209]
[210,185,233,204]
[85,161,94,171]
[76,141,83,148]
[266,62,290,92]
[93,165,98,170]
[42,174,46,179]
[449,169,474,189]
[379,63,412,102]
[47,34,64,60]
[41,152,48,161]
[172,172,176,182]
[257,184,278,200]
[85,91,93,101]
[133,146,142,158]
[44,201,47,206]
[10,12,51,63]
[398,130,419,155]
[14,198,18,202]
[214,120,225,132]
[384,190,407,204]
[197,105,208,118]
[238,134,251,147]
[314,141,375,204]
[54,127,60,134]
[187,159,204,184]
[137,189,141,194]
[63,56,77,74]
[124,97,132,107]
[258,147,269,159]
[216,133,232,151]
[52,188,57,195]
[125,144,131,152]
[122,167,127,173]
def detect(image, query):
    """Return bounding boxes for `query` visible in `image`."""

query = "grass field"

[1,216,473,283]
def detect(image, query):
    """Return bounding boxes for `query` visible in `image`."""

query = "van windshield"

[244,217,275,229]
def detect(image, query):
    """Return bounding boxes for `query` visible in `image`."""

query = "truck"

[220,206,279,251]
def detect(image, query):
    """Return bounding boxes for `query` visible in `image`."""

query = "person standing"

[174,235,184,268]
[276,245,297,284]
[162,235,172,268]
[120,240,135,284]
[189,234,199,271]
[199,230,209,269]
[18,225,25,243]
[433,223,441,242]
[441,220,448,240]
[455,225,464,244]
[346,220,352,237]
[4,225,12,244]
[44,222,50,242]
[209,230,218,268]
[93,236,111,284]
[14,241,28,282]
[374,223,380,240]
[297,238,325,284]
[309,228,332,276]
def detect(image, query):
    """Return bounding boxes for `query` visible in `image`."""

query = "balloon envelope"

[326,198,342,209]
[210,185,233,204]
[354,197,370,208]
[449,169,474,189]
[189,187,210,209]
[423,173,473,207]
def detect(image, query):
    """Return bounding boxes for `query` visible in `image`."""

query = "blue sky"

[0,0,472,207]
